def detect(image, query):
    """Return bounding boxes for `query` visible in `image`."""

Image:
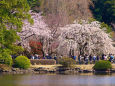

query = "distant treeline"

[90,0,115,25]
[27,0,115,28]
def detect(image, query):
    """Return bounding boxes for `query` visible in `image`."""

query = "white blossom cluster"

[19,12,115,56]
[18,12,51,50]
[57,21,115,56]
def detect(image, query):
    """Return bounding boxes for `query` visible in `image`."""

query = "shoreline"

[1,64,115,74]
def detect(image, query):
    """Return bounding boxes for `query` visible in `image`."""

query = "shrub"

[100,22,112,33]
[93,60,112,71]
[30,59,56,65]
[14,56,31,69]
[0,52,13,66]
[29,40,43,57]
[88,18,96,24]
[59,57,76,68]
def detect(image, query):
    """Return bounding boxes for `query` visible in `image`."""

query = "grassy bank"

[31,64,115,70]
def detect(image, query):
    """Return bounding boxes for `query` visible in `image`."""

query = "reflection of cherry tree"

[57,21,115,56]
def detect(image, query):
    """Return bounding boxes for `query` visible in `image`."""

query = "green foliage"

[100,22,112,33]
[27,0,42,12]
[93,60,112,71]
[91,0,115,24]
[59,57,76,68]
[88,18,112,33]
[0,0,32,63]
[0,0,32,30]
[0,29,24,55]
[0,51,13,66]
[88,18,96,24]
[14,56,31,69]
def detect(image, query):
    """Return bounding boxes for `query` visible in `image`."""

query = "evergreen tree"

[0,0,32,57]
[91,0,115,24]
[27,0,41,12]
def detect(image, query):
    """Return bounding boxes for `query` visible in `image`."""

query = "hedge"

[93,60,112,71]
[59,57,76,68]
[30,59,56,65]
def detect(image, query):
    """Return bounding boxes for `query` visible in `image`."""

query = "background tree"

[27,0,41,12]
[57,21,115,57]
[0,0,32,65]
[90,0,115,26]
[29,40,44,58]
[19,12,51,57]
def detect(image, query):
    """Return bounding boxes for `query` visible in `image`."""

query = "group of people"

[31,54,57,61]
[31,53,115,64]
[75,54,115,64]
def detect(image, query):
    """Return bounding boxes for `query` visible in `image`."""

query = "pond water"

[0,73,115,86]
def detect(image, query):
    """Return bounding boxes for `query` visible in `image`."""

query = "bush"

[88,18,96,24]
[30,59,56,65]
[93,60,112,71]
[14,56,31,69]
[100,22,112,33]
[59,57,76,68]
[0,52,13,66]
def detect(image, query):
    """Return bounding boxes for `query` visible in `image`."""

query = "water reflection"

[0,73,115,86]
